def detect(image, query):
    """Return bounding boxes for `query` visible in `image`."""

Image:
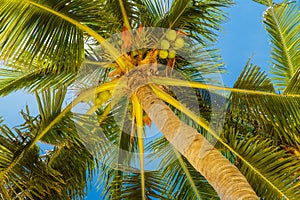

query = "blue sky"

[0,1,274,199]
[218,0,270,87]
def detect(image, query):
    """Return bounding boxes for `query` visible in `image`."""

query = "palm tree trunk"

[136,86,259,200]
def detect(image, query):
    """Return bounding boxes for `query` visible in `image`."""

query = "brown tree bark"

[136,86,259,200]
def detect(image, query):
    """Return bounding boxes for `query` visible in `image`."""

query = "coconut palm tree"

[0,0,299,199]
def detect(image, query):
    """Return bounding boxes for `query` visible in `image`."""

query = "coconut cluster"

[159,30,185,59]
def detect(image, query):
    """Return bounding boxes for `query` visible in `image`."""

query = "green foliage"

[263,2,300,89]
[231,63,300,148]
[0,67,76,96]
[221,125,300,199]
[105,0,139,28]
[135,0,233,43]
[0,0,300,199]
[0,124,65,199]
[100,168,167,199]
[163,0,234,43]
[0,87,101,199]
[0,0,87,72]
[225,62,300,199]
[284,67,300,94]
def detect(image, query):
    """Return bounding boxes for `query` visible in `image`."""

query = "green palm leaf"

[102,167,167,199]
[135,0,233,43]
[95,105,168,199]
[45,140,95,199]
[0,67,76,96]
[171,40,225,83]
[136,0,172,26]
[245,95,300,147]
[263,2,300,89]
[221,125,300,199]
[0,120,66,199]
[284,67,300,94]
[0,0,90,72]
[231,62,300,147]
[225,60,300,198]
[105,0,139,29]
[163,0,233,43]
[0,87,102,199]
[232,59,275,93]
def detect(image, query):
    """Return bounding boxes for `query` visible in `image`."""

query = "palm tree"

[0,0,299,199]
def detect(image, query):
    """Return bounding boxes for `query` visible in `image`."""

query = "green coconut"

[174,37,185,49]
[160,39,170,49]
[166,30,177,41]
[168,49,176,59]
[159,50,169,59]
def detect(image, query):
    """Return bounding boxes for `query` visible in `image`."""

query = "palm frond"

[0,121,66,199]
[35,87,72,145]
[230,60,274,113]
[0,0,89,72]
[136,0,172,26]
[220,125,300,199]
[69,0,122,38]
[44,140,95,200]
[242,95,300,147]
[231,62,300,147]
[10,89,107,199]
[0,80,123,191]
[134,0,233,43]
[230,60,275,117]
[80,97,143,191]
[72,44,113,90]
[0,86,102,199]
[101,166,167,199]
[0,67,76,96]
[168,40,225,83]
[263,2,300,89]
[33,86,112,154]
[105,0,139,28]
[162,0,234,43]
[94,105,168,199]
[284,66,300,94]
[233,59,275,92]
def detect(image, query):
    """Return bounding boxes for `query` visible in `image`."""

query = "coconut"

[159,50,169,59]
[168,49,176,58]
[166,30,177,41]
[160,39,170,49]
[174,37,185,49]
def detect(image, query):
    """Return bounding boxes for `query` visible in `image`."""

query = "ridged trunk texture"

[136,86,259,200]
